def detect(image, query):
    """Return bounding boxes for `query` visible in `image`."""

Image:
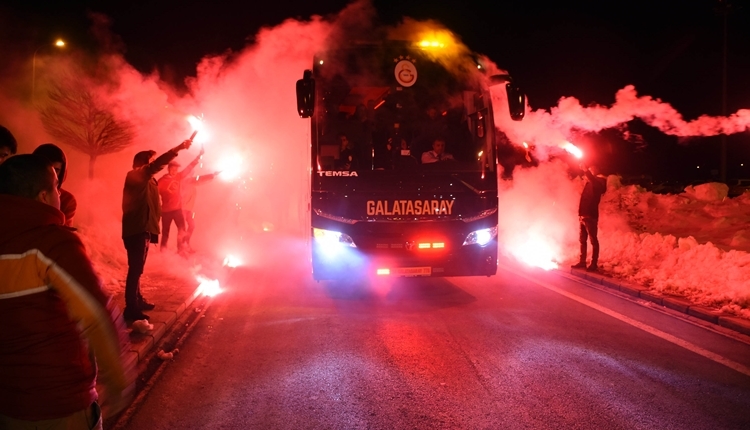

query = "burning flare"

[562,142,583,159]
[215,155,244,182]
[223,254,242,268]
[511,233,560,271]
[196,275,223,297]
[187,115,211,144]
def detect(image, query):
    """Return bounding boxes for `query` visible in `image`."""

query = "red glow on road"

[511,233,560,270]
[196,276,223,297]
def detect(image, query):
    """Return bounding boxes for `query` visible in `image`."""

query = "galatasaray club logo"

[394,56,417,87]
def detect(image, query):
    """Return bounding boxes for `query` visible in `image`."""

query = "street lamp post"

[720,6,728,182]
[716,0,732,183]
[31,39,65,101]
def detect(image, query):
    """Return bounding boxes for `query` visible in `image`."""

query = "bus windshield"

[312,43,495,175]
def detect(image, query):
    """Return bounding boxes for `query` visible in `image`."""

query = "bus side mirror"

[296,70,315,118]
[506,84,525,121]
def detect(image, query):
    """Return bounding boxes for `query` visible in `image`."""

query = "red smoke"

[494,84,750,160]
[2,0,749,276]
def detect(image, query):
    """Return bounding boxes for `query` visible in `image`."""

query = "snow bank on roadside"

[599,179,750,318]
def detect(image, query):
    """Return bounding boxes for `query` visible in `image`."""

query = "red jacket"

[158,157,199,213]
[0,195,133,420]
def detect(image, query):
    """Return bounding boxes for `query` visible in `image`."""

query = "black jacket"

[578,170,607,218]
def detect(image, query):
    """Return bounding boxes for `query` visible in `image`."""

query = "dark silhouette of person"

[572,163,607,272]
[335,133,358,170]
[389,136,418,170]
[121,139,193,321]
[0,125,17,164]
[32,143,77,227]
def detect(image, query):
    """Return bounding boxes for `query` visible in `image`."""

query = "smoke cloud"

[2,0,748,282]
[494,84,750,160]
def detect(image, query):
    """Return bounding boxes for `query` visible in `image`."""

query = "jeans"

[183,210,195,246]
[123,232,150,311]
[161,210,186,251]
[579,216,599,266]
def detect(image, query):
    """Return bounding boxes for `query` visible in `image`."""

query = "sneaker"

[124,308,150,322]
[571,262,587,269]
[586,264,599,273]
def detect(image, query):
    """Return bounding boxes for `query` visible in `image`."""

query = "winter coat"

[0,194,132,421]
[121,149,178,238]
[60,188,77,226]
[157,157,199,213]
[578,170,607,219]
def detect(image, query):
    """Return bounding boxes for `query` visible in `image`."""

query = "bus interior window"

[319,144,338,170]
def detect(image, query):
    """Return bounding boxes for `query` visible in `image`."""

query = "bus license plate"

[392,267,432,277]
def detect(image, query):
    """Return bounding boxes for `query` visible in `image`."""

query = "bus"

[296,38,525,281]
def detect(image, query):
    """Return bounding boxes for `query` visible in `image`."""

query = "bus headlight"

[313,228,357,253]
[462,226,498,247]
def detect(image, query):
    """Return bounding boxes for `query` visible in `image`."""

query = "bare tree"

[40,78,135,179]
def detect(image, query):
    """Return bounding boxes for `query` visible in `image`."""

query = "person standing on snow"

[122,139,194,322]
[157,148,204,253]
[0,154,135,428]
[32,143,77,227]
[572,162,607,272]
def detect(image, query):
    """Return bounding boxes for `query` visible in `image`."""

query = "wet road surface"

[121,255,750,429]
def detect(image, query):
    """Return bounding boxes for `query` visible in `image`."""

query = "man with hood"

[0,154,134,428]
[157,147,203,253]
[122,139,193,322]
[572,162,607,272]
[33,143,77,227]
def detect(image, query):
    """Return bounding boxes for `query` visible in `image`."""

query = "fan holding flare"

[571,161,607,273]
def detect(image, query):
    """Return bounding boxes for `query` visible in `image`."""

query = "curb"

[565,268,750,337]
[122,284,204,369]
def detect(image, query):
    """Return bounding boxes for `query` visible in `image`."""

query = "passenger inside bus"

[335,133,359,170]
[389,136,418,170]
[421,138,455,164]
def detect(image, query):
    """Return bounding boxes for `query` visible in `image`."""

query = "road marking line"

[503,265,750,377]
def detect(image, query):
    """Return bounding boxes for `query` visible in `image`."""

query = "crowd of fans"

[0,123,218,428]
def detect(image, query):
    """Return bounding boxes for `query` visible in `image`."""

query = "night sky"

[2,0,750,181]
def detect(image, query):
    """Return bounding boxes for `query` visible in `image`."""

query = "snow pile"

[498,162,750,319]
[597,180,750,318]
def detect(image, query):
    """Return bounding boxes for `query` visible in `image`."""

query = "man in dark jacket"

[122,139,193,321]
[572,163,607,272]
[32,143,77,227]
[0,154,134,428]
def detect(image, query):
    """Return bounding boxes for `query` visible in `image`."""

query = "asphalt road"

[121,255,750,429]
